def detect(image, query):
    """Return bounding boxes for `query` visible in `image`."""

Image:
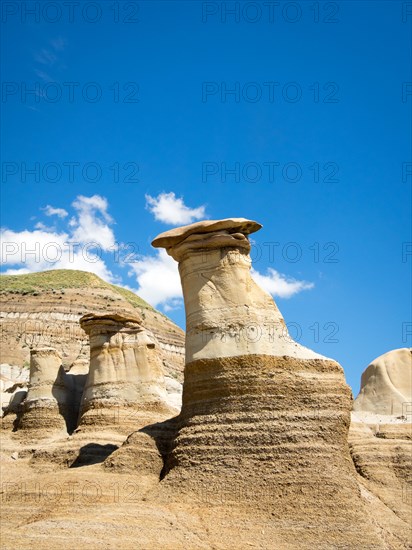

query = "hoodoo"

[78,312,170,433]
[152,218,385,548]
[19,347,69,433]
[152,218,324,363]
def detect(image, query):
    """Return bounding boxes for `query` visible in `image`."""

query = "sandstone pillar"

[152,218,384,548]
[19,347,68,432]
[78,312,170,432]
[153,218,323,363]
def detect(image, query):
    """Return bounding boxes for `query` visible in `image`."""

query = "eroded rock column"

[153,218,322,363]
[152,218,384,548]
[19,347,69,433]
[78,313,170,432]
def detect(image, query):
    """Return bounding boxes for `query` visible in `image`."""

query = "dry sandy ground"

[1,429,284,550]
[1,420,411,550]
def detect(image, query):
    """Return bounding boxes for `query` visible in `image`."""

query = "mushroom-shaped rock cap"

[151,218,262,249]
[80,311,142,332]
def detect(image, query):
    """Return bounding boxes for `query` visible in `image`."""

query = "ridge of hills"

[0,268,185,381]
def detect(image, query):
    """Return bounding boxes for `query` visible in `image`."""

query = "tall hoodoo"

[78,312,170,432]
[152,218,322,363]
[19,347,69,432]
[152,218,385,548]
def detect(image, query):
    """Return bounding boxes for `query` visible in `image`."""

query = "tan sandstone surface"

[0,270,184,418]
[353,348,412,417]
[349,348,412,549]
[0,228,411,549]
[78,312,175,433]
[0,269,184,377]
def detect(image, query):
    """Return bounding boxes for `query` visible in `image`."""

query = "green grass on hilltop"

[110,284,153,310]
[0,269,153,311]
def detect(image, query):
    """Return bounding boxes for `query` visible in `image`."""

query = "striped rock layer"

[152,218,385,547]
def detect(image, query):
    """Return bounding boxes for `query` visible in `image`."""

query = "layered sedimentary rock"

[78,312,173,433]
[0,269,185,380]
[353,348,412,417]
[349,348,412,547]
[18,348,69,432]
[152,218,385,548]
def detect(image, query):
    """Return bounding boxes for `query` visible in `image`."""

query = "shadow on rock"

[70,443,118,468]
[139,416,179,479]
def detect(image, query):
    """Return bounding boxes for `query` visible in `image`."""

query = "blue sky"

[1,1,411,394]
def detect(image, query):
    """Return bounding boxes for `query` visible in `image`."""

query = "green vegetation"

[0,269,103,292]
[0,269,154,311]
[109,283,152,310]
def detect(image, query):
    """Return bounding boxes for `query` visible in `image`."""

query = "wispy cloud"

[145,192,206,225]
[34,48,57,66]
[34,69,53,83]
[51,36,67,51]
[251,267,314,298]
[34,221,56,232]
[43,205,68,218]
[32,37,68,82]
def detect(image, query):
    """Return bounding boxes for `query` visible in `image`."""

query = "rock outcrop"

[151,218,385,548]
[0,269,185,382]
[353,348,412,417]
[78,312,174,433]
[1,234,410,549]
[1,364,28,415]
[349,348,412,547]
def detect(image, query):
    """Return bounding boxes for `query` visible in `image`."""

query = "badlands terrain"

[0,219,411,549]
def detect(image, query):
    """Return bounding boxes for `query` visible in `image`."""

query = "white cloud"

[0,195,116,282]
[34,222,55,232]
[128,249,183,308]
[70,195,115,251]
[2,267,32,276]
[0,227,114,282]
[251,267,314,299]
[145,192,206,225]
[163,298,184,312]
[43,205,68,218]
[1,193,314,312]
[126,254,313,310]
